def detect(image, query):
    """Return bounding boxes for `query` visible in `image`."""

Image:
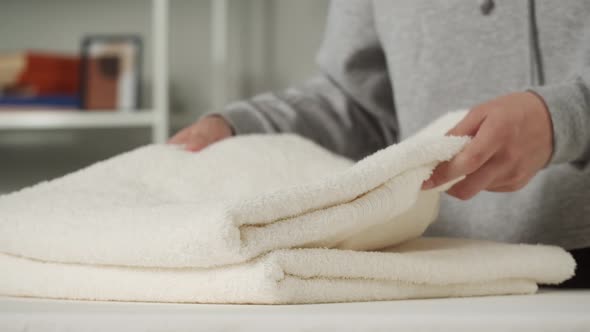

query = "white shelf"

[0,0,169,143]
[0,111,155,130]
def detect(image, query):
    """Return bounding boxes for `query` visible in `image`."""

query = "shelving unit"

[0,111,154,130]
[0,0,169,143]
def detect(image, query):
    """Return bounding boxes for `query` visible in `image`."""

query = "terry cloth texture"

[0,112,576,304]
[0,238,574,304]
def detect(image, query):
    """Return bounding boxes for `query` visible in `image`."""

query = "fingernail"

[422,179,435,190]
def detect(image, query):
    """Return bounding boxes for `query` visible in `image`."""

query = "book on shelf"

[0,52,80,110]
[0,95,79,110]
[0,52,80,95]
[1,42,142,112]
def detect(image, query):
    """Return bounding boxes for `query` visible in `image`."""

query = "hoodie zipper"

[528,0,545,86]
[480,0,544,86]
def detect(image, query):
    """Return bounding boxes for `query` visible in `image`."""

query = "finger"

[422,110,486,190]
[447,108,486,136]
[487,183,526,192]
[422,161,450,190]
[185,134,210,152]
[168,128,190,144]
[446,157,504,200]
[423,119,500,189]
[487,176,531,193]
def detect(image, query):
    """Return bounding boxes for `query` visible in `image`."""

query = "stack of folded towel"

[0,112,575,304]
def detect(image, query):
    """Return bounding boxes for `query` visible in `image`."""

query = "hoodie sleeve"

[216,1,398,160]
[530,72,590,168]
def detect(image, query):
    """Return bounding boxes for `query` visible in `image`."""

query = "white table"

[1,289,589,332]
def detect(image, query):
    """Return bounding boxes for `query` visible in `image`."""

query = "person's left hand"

[421,91,554,199]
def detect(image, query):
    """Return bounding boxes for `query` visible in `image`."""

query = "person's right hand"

[168,115,233,152]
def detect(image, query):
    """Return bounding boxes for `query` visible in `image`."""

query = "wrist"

[524,90,554,167]
[528,83,590,166]
[201,114,234,137]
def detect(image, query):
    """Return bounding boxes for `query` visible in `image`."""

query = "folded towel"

[0,111,576,304]
[0,237,574,304]
[0,112,469,268]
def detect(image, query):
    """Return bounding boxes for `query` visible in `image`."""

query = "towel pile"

[0,112,575,304]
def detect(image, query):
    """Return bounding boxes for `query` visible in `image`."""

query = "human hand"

[168,115,233,152]
[422,91,554,199]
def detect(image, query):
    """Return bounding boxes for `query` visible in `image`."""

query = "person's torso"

[372,0,590,249]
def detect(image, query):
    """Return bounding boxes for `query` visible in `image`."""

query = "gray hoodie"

[219,0,590,250]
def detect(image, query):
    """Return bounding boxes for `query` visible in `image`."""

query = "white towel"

[0,111,575,304]
[0,238,573,304]
[0,112,468,268]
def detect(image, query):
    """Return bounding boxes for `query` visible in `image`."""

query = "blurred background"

[0,0,329,194]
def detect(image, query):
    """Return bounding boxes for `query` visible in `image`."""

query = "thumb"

[422,109,486,190]
[447,108,486,136]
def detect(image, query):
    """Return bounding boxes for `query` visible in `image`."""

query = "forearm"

[218,75,396,160]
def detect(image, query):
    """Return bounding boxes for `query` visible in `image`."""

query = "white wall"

[0,0,329,193]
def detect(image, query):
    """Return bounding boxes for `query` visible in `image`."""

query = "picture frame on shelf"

[80,35,142,112]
